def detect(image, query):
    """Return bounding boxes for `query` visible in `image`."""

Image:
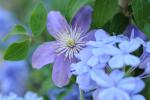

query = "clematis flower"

[92,70,145,100]
[32,6,95,87]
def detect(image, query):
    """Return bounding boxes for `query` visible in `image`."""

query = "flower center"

[55,28,85,59]
[67,38,76,48]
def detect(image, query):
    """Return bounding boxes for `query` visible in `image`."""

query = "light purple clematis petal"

[32,42,56,69]
[123,24,148,41]
[83,30,96,41]
[71,5,93,34]
[52,54,71,87]
[47,11,69,37]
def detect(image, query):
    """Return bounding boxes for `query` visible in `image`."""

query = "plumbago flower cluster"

[0,91,43,100]
[32,5,150,100]
[71,29,150,100]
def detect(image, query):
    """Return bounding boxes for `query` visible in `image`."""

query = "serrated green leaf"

[4,40,30,60]
[132,0,150,37]
[92,0,119,28]
[3,24,28,41]
[30,2,47,36]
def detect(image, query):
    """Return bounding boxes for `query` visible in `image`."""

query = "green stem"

[79,88,84,100]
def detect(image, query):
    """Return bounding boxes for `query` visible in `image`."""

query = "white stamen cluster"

[55,28,86,59]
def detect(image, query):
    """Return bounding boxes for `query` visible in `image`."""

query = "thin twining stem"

[140,75,150,79]
[79,88,84,100]
[126,66,138,75]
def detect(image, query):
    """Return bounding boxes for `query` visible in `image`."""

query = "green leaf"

[143,23,150,38]
[3,24,28,41]
[50,0,93,21]
[10,24,26,35]
[132,0,150,37]
[132,0,150,28]
[142,78,150,100]
[103,12,129,34]
[30,2,47,36]
[4,40,30,60]
[92,0,119,28]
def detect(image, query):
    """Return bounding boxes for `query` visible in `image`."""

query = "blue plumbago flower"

[0,93,23,100]
[0,53,28,95]
[64,85,92,100]
[92,70,145,100]
[138,41,150,75]
[71,47,105,90]
[145,41,150,53]
[23,91,43,100]
[48,88,66,100]
[84,29,126,66]
[86,29,119,47]
[32,6,95,87]
[64,85,80,100]
[108,37,143,69]
[0,8,16,38]
[85,29,129,67]
[140,51,150,74]
[85,29,143,69]
[0,8,17,48]
[0,91,43,100]
[123,25,150,76]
